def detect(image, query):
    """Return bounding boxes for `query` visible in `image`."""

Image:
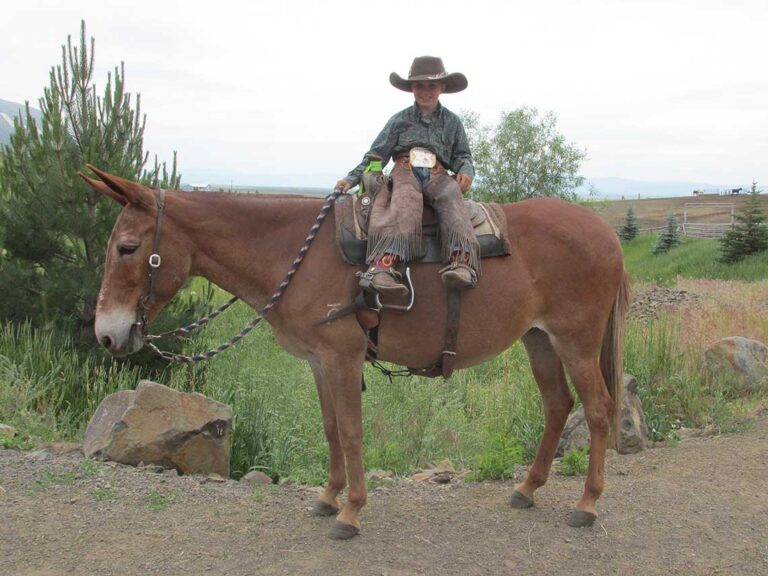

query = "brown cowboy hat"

[389,56,468,94]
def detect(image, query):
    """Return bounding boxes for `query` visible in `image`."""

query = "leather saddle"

[334,173,512,266]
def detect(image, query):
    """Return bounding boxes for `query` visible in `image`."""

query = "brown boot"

[439,262,476,290]
[362,255,409,297]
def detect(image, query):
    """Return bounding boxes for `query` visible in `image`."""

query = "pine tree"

[719,182,768,263]
[0,21,180,333]
[619,206,639,241]
[652,213,681,255]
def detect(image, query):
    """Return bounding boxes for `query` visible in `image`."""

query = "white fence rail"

[632,224,732,239]
[681,223,732,239]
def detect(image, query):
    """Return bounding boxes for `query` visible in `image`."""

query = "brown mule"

[81,165,629,539]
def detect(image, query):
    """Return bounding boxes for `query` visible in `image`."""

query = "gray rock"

[83,381,232,477]
[408,460,457,484]
[558,374,649,455]
[0,423,17,438]
[243,470,272,485]
[83,390,135,457]
[617,375,650,454]
[25,449,51,461]
[704,336,768,393]
[366,469,394,481]
[557,408,590,456]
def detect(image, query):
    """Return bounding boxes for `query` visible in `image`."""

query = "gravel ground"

[2,413,768,576]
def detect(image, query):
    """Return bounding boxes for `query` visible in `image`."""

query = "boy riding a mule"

[335,56,480,296]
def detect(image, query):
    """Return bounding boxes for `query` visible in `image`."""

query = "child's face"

[412,81,445,111]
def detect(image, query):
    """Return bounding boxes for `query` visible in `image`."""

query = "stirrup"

[356,267,415,312]
[439,262,477,290]
[357,266,407,296]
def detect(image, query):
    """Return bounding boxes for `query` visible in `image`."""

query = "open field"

[594,192,768,231]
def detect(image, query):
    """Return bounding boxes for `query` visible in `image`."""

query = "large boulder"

[558,374,649,456]
[704,336,768,394]
[84,381,232,477]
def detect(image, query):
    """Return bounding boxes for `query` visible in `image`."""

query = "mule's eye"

[118,245,138,257]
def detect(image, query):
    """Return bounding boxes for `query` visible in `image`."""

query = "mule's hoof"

[310,500,339,517]
[567,509,597,528]
[328,521,360,540]
[509,490,534,509]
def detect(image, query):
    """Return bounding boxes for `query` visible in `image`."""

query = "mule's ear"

[78,170,128,206]
[82,164,155,208]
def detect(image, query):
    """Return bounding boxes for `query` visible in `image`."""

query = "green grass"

[559,446,589,476]
[32,470,76,491]
[145,489,182,511]
[251,484,278,503]
[0,322,146,444]
[0,434,34,450]
[94,487,117,502]
[80,458,103,476]
[622,234,768,284]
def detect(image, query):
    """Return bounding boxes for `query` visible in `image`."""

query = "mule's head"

[80,165,191,357]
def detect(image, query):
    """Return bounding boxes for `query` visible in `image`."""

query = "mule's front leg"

[321,355,367,540]
[309,362,347,518]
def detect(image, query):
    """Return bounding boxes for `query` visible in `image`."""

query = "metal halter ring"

[148,253,162,268]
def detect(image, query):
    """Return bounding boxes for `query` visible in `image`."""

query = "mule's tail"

[601,268,631,451]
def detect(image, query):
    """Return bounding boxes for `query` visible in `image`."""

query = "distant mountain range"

[0,99,42,146]
[577,177,744,199]
[2,98,746,199]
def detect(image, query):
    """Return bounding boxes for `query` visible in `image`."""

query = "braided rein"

[145,188,342,364]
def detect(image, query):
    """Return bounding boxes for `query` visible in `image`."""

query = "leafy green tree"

[719,182,768,263]
[0,21,179,334]
[652,213,682,255]
[462,107,586,203]
[619,206,639,242]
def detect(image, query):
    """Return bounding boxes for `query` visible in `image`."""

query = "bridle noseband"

[135,188,166,331]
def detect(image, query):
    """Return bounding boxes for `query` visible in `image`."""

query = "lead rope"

[144,296,239,341]
[146,188,343,364]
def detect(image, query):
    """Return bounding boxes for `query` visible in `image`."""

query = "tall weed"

[0,322,143,441]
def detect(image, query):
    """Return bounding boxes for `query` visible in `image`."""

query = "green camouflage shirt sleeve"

[344,114,400,188]
[448,114,475,180]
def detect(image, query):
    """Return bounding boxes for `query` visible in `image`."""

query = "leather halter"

[136,188,166,330]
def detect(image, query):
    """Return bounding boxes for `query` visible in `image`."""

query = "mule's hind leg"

[309,361,347,518]
[512,328,574,508]
[560,356,613,527]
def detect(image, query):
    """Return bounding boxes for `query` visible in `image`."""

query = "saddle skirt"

[334,189,512,266]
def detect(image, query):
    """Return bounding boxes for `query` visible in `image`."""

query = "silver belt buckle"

[409,147,437,168]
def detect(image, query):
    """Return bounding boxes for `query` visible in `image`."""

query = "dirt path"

[2,415,768,576]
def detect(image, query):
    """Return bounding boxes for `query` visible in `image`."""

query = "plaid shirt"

[345,102,474,188]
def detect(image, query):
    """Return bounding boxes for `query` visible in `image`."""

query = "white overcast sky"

[3,0,767,187]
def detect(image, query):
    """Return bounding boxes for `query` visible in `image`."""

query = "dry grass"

[674,278,768,351]
[595,193,768,230]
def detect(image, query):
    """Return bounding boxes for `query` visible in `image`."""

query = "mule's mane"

[158,190,326,227]
[171,190,325,204]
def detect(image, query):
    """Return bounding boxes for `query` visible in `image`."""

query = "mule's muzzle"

[95,314,145,357]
